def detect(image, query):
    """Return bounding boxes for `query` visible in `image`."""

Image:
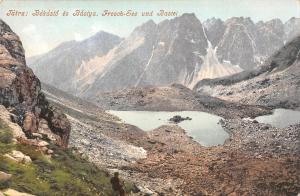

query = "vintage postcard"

[0,0,299,195]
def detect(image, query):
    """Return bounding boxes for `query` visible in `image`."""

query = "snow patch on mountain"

[189,25,242,88]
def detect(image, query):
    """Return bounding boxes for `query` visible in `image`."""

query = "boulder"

[2,189,35,196]
[81,139,90,146]
[47,149,54,154]
[23,112,38,134]
[38,118,61,144]
[262,125,270,130]
[36,141,49,147]
[4,150,32,164]
[0,171,12,183]
[0,105,25,139]
[169,115,192,123]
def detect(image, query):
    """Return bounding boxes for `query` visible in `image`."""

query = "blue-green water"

[108,111,229,147]
[255,109,300,128]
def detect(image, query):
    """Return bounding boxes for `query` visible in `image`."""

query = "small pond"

[255,109,300,128]
[108,111,229,147]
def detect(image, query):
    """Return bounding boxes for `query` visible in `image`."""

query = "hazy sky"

[0,0,299,57]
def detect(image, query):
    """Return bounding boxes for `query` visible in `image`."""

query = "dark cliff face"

[0,19,70,147]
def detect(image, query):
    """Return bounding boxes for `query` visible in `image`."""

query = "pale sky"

[0,0,299,57]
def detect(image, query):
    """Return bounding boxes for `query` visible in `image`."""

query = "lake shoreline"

[92,84,272,119]
[107,110,229,147]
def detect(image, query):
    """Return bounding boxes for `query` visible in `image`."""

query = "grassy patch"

[0,120,133,195]
[0,121,13,144]
[0,121,15,156]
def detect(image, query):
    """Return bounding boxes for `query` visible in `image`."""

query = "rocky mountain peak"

[284,17,300,42]
[175,13,198,22]
[203,17,225,47]
[29,29,122,94]
[85,30,123,45]
[167,13,204,32]
[267,35,300,72]
[263,19,284,34]
[204,17,223,28]
[0,19,26,66]
[133,19,157,36]
[266,18,283,25]
[225,17,254,26]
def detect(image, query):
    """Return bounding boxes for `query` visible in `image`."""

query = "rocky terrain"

[194,36,300,110]
[28,15,300,97]
[126,119,300,195]
[92,83,271,119]
[39,79,300,195]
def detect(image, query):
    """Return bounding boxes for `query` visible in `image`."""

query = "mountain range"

[28,14,300,98]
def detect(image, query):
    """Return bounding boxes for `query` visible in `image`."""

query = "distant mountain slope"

[194,36,300,109]
[28,14,300,98]
[28,31,122,94]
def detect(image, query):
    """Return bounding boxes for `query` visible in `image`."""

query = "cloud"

[21,24,50,57]
[21,24,36,34]
[74,32,83,41]
[91,24,102,34]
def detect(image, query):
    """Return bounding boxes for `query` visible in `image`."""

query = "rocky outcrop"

[4,150,32,164]
[0,171,11,183]
[0,105,25,138]
[2,189,35,196]
[0,19,70,147]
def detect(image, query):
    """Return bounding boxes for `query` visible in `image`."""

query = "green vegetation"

[0,122,14,155]
[0,120,133,195]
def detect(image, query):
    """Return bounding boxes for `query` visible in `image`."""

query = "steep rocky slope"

[0,19,70,147]
[194,36,300,109]
[284,17,300,42]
